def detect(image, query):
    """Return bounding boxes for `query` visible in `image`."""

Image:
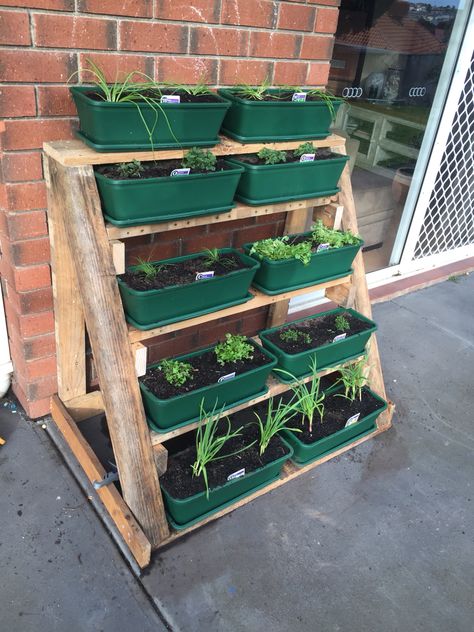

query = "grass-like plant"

[233,78,271,100]
[304,88,339,121]
[160,359,193,387]
[254,398,299,456]
[202,248,237,270]
[215,334,254,366]
[293,142,316,157]
[279,328,312,345]
[117,159,145,178]
[164,78,212,97]
[335,357,368,402]
[335,314,350,332]
[135,257,158,280]
[192,401,249,498]
[249,236,313,265]
[311,220,361,248]
[258,148,287,165]
[182,147,217,171]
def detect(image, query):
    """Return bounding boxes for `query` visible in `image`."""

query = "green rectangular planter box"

[162,438,293,528]
[70,86,231,151]
[243,232,362,294]
[225,154,349,205]
[218,89,343,142]
[95,161,244,226]
[140,341,277,432]
[259,307,377,378]
[281,388,387,465]
[118,249,260,329]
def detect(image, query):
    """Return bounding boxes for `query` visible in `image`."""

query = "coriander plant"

[249,236,313,265]
[335,357,368,402]
[215,334,254,366]
[117,159,145,178]
[258,148,287,165]
[279,328,312,345]
[311,220,361,249]
[182,147,217,171]
[160,359,193,387]
[335,314,350,332]
[254,398,299,456]
[293,142,316,157]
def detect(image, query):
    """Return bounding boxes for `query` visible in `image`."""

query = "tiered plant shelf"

[44,133,394,569]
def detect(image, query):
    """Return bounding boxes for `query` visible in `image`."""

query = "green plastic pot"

[259,307,377,379]
[140,340,277,431]
[225,154,349,205]
[162,438,293,528]
[118,249,260,329]
[95,161,244,226]
[281,387,387,465]
[70,86,231,151]
[218,89,343,142]
[243,232,362,294]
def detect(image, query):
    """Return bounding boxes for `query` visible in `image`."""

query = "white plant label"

[196,271,214,280]
[316,243,330,252]
[171,168,190,176]
[292,92,307,102]
[300,153,315,162]
[227,468,245,481]
[333,333,347,342]
[345,413,360,427]
[161,94,180,104]
[218,372,236,383]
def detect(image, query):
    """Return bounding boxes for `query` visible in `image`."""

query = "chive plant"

[254,398,299,455]
[335,357,369,402]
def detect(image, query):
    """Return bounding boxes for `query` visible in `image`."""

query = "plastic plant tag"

[171,168,191,176]
[345,412,360,427]
[300,153,316,162]
[333,333,347,342]
[218,372,236,383]
[161,95,181,104]
[316,243,330,252]
[195,271,214,280]
[227,468,245,481]
[292,92,307,102]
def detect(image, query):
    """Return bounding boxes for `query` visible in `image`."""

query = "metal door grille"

[414,51,474,259]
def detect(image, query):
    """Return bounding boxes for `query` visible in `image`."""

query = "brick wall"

[0,0,340,418]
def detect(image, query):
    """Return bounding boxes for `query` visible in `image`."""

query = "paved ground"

[1,274,473,631]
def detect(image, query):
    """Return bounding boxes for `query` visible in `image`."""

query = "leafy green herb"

[335,314,350,332]
[116,160,144,178]
[335,357,368,402]
[279,328,312,345]
[311,220,361,249]
[254,398,299,456]
[215,334,254,366]
[249,236,313,266]
[258,148,287,165]
[293,142,316,157]
[160,359,193,387]
[182,147,217,171]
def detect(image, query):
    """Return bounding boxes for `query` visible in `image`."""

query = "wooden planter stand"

[43,134,394,568]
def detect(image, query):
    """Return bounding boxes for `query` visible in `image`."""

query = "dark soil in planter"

[121,253,250,291]
[85,90,222,104]
[141,344,271,400]
[266,313,371,354]
[279,386,384,444]
[234,149,335,166]
[160,414,289,499]
[237,93,334,103]
[96,158,230,180]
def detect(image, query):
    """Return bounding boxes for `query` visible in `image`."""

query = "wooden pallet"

[43,134,394,568]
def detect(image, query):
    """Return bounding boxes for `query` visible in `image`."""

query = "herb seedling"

[279,329,312,345]
[254,398,299,456]
[234,78,272,101]
[215,334,254,366]
[165,78,212,97]
[182,147,217,172]
[202,248,237,270]
[160,359,193,387]
[304,88,339,121]
[311,220,361,248]
[277,357,325,433]
[249,236,313,265]
[293,142,317,157]
[135,257,158,280]
[117,159,145,178]
[335,357,368,402]
[335,314,350,332]
[258,148,287,165]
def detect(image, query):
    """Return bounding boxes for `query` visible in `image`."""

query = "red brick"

[5,211,48,240]
[79,0,152,17]
[190,26,248,57]
[34,13,116,49]
[146,331,199,363]
[37,86,76,117]
[126,240,180,266]
[6,182,47,211]
[315,7,339,34]
[219,59,273,86]
[273,61,308,86]
[307,62,330,86]
[255,212,286,225]
[0,9,31,45]
[9,237,51,266]
[157,57,217,84]
[0,50,76,83]
[249,31,301,59]
[197,318,241,346]
[308,0,340,6]
[182,231,232,254]
[12,374,57,413]
[0,86,36,118]
[155,0,220,23]
[10,342,56,380]
[120,21,188,53]
[13,264,51,292]
[220,0,277,28]
[4,302,54,337]
[4,119,76,151]
[300,35,334,61]
[78,53,154,82]
[162,225,207,242]
[2,152,43,182]
[9,286,52,315]
[21,395,53,418]
[233,223,278,248]
[278,4,316,31]
[209,217,255,233]
[1,0,73,9]
[240,308,268,335]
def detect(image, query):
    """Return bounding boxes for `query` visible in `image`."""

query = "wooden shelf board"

[149,354,365,445]
[105,195,335,240]
[128,275,351,343]
[43,134,346,167]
